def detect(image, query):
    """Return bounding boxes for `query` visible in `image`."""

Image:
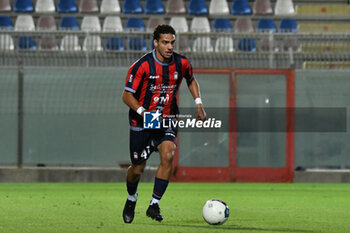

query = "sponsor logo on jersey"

[153,94,170,104]
[165,132,176,138]
[149,75,160,79]
[149,84,176,92]
[128,74,133,83]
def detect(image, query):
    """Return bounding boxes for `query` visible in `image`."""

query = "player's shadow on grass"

[149,223,314,233]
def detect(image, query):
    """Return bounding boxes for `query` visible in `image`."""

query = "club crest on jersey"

[174,72,178,80]
[133,152,138,159]
[149,75,159,79]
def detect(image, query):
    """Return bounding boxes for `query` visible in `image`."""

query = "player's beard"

[161,49,172,62]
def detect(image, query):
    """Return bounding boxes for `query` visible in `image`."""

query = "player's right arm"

[122,91,144,115]
[122,61,146,116]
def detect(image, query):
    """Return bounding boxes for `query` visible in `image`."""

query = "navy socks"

[127,179,139,196]
[152,177,169,201]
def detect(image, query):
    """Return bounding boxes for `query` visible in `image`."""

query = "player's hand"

[196,105,207,122]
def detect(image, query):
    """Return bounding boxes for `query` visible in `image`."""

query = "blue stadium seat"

[17,36,36,50]
[256,18,276,32]
[213,18,232,32]
[188,0,208,15]
[279,18,297,33]
[129,37,147,51]
[0,16,13,29]
[231,0,252,15]
[125,18,146,51]
[57,0,77,13]
[145,0,164,14]
[14,0,33,12]
[238,38,256,51]
[59,17,79,31]
[125,17,145,31]
[122,0,142,14]
[106,37,124,51]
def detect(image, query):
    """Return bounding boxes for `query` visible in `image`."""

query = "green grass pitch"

[0,183,349,233]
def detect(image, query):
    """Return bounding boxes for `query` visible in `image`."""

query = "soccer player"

[122,25,206,223]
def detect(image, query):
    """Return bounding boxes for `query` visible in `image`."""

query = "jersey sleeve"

[183,59,194,86]
[124,61,145,93]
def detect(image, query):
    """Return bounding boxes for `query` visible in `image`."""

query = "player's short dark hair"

[153,24,176,41]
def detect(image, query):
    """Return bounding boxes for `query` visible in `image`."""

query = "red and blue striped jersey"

[124,50,194,128]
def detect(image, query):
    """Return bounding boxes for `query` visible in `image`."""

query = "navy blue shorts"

[129,126,178,165]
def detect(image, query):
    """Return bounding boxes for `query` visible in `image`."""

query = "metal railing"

[1,30,350,68]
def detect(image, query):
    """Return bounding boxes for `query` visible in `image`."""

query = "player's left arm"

[188,78,207,121]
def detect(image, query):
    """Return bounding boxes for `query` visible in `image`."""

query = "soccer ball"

[202,199,229,225]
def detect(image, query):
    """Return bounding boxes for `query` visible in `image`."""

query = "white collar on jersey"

[152,49,174,66]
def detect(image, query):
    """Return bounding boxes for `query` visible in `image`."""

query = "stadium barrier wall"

[1,67,350,182]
